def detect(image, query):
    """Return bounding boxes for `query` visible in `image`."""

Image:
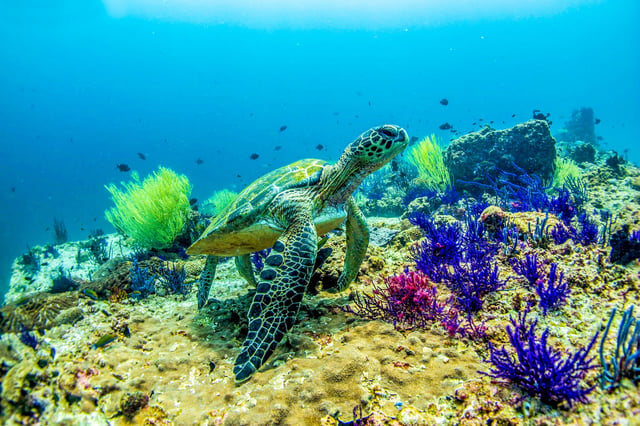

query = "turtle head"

[347,124,409,171]
[320,125,409,203]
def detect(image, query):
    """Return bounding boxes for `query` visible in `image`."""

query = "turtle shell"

[187,159,328,256]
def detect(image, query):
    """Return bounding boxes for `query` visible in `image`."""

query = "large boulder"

[443,120,556,195]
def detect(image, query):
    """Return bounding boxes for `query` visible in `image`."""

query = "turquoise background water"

[1,0,638,298]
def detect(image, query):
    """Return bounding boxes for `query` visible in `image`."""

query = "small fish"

[594,118,601,124]
[439,122,452,130]
[11,187,15,192]
[92,334,117,349]
[189,198,198,206]
[209,361,216,373]
[472,122,477,125]
[116,164,130,172]
[479,118,483,121]
[368,101,371,106]
[439,98,449,106]
[279,125,287,132]
[81,288,99,300]
[195,158,204,165]
[249,153,259,160]
[597,135,604,141]
[332,112,340,116]
[137,152,146,160]
[410,136,418,143]
[274,145,282,151]
[315,144,324,150]
[236,174,242,178]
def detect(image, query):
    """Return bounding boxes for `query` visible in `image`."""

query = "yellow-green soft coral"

[200,189,238,217]
[406,134,451,193]
[105,167,192,249]
[552,157,582,188]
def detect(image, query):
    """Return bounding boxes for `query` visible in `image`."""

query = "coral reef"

[2,135,640,425]
[444,120,556,194]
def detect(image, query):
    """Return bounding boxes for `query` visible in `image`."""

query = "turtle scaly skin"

[187,124,409,382]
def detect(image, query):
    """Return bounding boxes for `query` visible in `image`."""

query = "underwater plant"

[406,134,452,193]
[482,309,599,408]
[552,157,582,189]
[105,167,192,249]
[200,188,239,217]
[599,306,640,391]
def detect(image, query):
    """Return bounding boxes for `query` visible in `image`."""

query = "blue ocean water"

[1,0,638,298]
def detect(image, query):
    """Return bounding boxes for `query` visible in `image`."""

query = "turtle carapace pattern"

[187,124,409,382]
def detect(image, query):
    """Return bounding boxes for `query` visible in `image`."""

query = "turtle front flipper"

[235,254,258,287]
[234,208,317,382]
[337,196,370,290]
[197,255,219,309]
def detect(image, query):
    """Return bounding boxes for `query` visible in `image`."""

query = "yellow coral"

[552,157,581,188]
[105,167,192,249]
[200,188,238,217]
[406,134,451,193]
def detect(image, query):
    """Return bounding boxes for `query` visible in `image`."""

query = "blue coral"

[599,306,640,391]
[157,262,189,295]
[482,309,598,408]
[510,254,541,287]
[129,258,156,298]
[410,212,505,315]
[536,263,570,315]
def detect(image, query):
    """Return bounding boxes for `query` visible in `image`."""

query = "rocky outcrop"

[443,120,556,194]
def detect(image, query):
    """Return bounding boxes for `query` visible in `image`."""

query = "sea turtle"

[187,124,409,382]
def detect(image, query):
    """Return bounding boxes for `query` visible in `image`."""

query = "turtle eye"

[379,127,397,138]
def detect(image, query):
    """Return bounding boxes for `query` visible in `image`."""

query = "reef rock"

[444,120,556,194]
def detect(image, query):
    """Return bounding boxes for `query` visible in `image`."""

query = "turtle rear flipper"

[233,208,317,382]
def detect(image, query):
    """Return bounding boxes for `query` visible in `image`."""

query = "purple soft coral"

[481,309,598,408]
